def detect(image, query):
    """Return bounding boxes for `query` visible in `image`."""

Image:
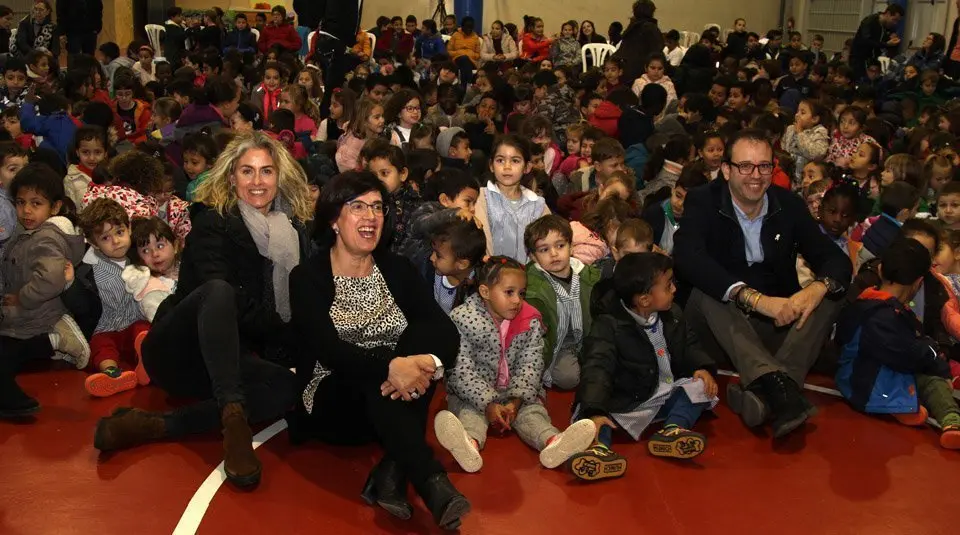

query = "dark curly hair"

[108,150,164,195]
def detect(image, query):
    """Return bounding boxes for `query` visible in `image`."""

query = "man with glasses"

[674,129,851,440]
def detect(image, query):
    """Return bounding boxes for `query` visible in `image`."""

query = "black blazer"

[674,178,852,301]
[156,204,311,352]
[290,247,460,390]
[576,294,716,417]
[163,22,188,66]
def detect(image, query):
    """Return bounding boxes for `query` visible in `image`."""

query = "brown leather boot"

[94,407,167,451]
[221,402,261,487]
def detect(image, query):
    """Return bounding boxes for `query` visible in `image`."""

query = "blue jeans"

[597,389,708,447]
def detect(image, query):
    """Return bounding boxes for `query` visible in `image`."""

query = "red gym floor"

[2,362,958,535]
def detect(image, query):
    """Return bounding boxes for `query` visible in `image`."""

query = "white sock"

[49,332,61,349]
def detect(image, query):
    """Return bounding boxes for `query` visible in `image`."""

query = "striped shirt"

[84,248,145,334]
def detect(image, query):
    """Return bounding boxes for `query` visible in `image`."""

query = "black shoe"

[360,458,413,520]
[759,372,810,438]
[726,381,769,427]
[415,472,471,531]
[568,445,627,481]
[0,384,40,419]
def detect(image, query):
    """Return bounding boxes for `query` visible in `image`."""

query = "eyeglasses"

[345,200,388,217]
[726,161,776,176]
[403,105,421,113]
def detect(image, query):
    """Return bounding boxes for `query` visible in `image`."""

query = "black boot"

[759,372,810,438]
[726,381,769,427]
[360,458,413,520]
[415,472,471,531]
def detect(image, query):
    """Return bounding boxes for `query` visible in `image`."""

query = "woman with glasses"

[286,171,470,530]
[11,0,58,60]
[93,133,313,490]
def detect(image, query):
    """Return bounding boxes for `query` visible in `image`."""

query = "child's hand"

[693,369,718,398]
[64,262,74,284]
[589,415,617,441]
[486,402,512,432]
[503,398,522,426]
[2,293,20,307]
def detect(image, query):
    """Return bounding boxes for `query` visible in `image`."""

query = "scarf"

[237,199,300,321]
[259,84,282,122]
[10,17,54,57]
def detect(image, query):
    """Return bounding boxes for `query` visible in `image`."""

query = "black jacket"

[155,204,312,354]
[163,22,187,67]
[294,0,325,31]
[57,0,102,34]
[724,31,748,60]
[850,14,896,75]
[674,178,852,301]
[289,247,460,390]
[612,16,664,84]
[576,293,716,417]
[322,0,362,46]
[197,25,223,52]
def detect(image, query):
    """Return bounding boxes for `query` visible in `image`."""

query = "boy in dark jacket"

[836,237,960,449]
[223,14,258,55]
[569,253,718,481]
[163,7,187,67]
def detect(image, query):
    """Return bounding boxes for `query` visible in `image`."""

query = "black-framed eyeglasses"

[345,200,388,217]
[726,161,775,176]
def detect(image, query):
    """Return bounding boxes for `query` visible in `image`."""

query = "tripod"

[432,0,448,23]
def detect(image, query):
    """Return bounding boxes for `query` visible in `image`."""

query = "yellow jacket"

[448,30,481,64]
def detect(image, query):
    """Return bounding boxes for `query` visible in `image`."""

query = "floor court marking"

[173,370,947,533]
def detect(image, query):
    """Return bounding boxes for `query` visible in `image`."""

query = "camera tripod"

[432,0,448,23]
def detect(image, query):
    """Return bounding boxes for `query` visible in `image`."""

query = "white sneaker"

[52,315,89,369]
[434,410,483,473]
[539,419,597,469]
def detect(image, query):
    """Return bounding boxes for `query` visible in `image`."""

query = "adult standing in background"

[849,4,904,81]
[318,0,363,117]
[612,0,664,84]
[163,7,187,68]
[0,5,14,59]
[57,0,102,55]
[945,0,960,79]
[294,0,324,31]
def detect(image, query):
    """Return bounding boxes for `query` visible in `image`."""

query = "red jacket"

[375,28,414,58]
[588,101,622,138]
[521,34,551,62]
[111,99,152,144]
[259,23,302,54]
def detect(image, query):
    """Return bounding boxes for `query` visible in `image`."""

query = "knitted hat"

[436,126,465,157]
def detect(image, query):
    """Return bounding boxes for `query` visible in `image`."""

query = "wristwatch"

[812,276,843,295]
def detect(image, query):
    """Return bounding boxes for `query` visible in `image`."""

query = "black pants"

[141,280,295,436]
[0,335,53,402]
[66,32,98,55]
[454,56,476,85]
[290,373,444,487]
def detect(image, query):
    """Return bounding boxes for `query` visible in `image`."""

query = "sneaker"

[133,329,151,386]
[434,410,483,473]
[85,368,137,398]
[727,381,769,427]
[892,405,928,427]
[940,424,960,450]
[52,315,89,369]
[568,445,627,481]
[539,419,596,469]
[648,426,707,459]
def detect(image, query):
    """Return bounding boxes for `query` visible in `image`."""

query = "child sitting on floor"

[434,256,597,472]
[569,253,719,481]
[0,164,89,418]
[64,126,109,208]
[836,237,960,450]
[78,198,150,398]
[523,215,602,389]
[427,217,487,314]
[400,169,480,272]
[122,217,179,326]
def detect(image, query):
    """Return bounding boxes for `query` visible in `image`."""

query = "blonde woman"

[93,132,313,490]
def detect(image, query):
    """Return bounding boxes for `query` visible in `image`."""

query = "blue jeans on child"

[598,389,707,447]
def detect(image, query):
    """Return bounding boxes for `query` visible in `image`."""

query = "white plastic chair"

[305,31,316,59]
[704,23,720,33]
[250,28,260,42]
[878,56,891,74]
[681,31,700,48]
[581,43,616,73]
[366,31,377,53]
[145,24,166,62]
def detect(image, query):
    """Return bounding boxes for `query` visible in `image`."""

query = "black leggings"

[0,335,53,399]
[289,373,444,487]
[141,280,295,436]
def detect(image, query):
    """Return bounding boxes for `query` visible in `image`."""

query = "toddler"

[569,253,719,481]
[937,181,960,231]
[123,217,179,326]
[78,198,150,397]
[782,99,829,188]
[0,164,89,417]
[524,215,602,389]
[65,126,109,208]
[434,256,597,472]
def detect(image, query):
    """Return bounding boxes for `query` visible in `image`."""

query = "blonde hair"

[193,132,314,222]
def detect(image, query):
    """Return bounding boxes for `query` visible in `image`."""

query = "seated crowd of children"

[1,6,960,489]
